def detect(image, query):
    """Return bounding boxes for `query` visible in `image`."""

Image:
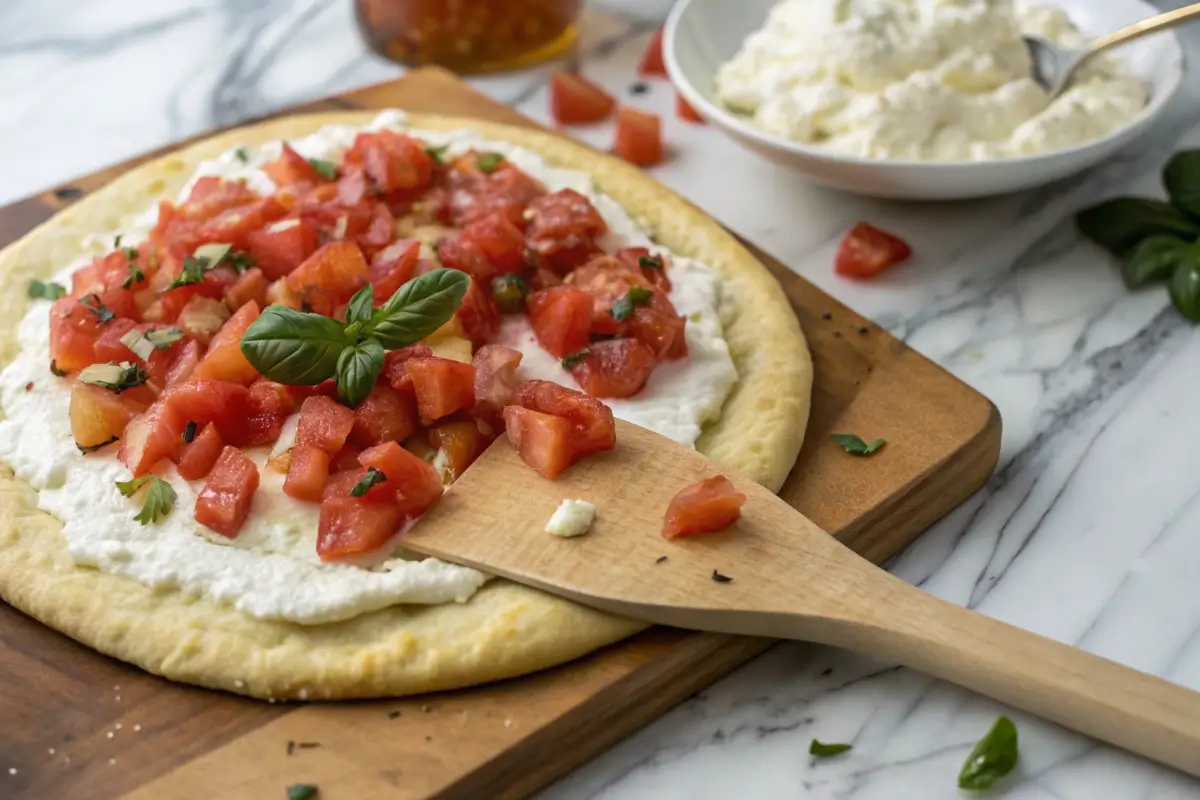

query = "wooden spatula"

[404,419,1200,776]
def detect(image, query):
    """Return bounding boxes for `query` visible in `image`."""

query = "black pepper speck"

[629,82,649,95]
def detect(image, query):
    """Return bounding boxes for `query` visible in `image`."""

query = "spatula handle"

[821,575,1200,776]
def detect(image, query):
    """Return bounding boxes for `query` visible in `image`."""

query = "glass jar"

[354,0,582,74]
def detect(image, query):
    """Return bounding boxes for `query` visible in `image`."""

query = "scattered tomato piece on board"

[834,223,912,279]
[614,107,664,167]
[638,28,667,77]
[549,72,617,125]
[675,91,705,124]
[663,475,746,539]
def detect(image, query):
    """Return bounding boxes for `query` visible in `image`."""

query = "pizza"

[0,111,812,699]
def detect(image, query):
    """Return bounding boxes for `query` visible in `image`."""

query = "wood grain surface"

[0,69,1001,800]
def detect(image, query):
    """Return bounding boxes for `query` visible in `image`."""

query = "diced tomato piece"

[48,292,136,373]
[72,247,154,297]
[455,277,501,347]
[834,222,912,279]
[197,198,288,251]
[263,143,328,186]
[246,378,297,418]
[406,357,475,425]
[503,406,576,479]
[264,277,303,309]
[166,340,202,387]
[358,441,444,517]
[224,267,268,311]
[663,475,746,539]
[331,443,364,473]
[344,130,435,193]
[567,338,655,398]
[568,255,652,333]
[429,420,485,482]
[182,178,260,220]
[246,218,320,280]
[284,446,331,502]
[118,401,185,476]
[317,494,403,562]
[92,320,183,394]
[615,107,664,167]
[194,446,260,537]
[192,300,261,385]
[525,189,607,273]
[638,27,667,76]
[295,394,355,454]
[285,241,370,315]
[176,296,230,346]
[175,423,225,481]
[444,156,546,229]
[527,285,592,357]
[675,91,705,123]
[369,239,420,303]
[438,212,525,283]
[549,72,616,125]
[614,247,672,292]
[349,385,417,448]
[337,166,368,206]
[358,202,397,256]
[472,344,523,424]
[510,379,616,457]
[160,379,251,445]
[69,382,147,453]
[381,343,434,394]
[628,290,688,360]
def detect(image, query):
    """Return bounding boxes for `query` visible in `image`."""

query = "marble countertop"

[4,0,1200,797]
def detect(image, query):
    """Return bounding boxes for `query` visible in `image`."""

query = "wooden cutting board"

[0,68,1000,800]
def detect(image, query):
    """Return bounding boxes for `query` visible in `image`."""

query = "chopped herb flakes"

[425,144,450,164]
[610,286,653,321]
[27,279,66,301]
[122,262,144,289]
[115,475,177,526]
[80,294,115,324]
[711,569,733,583]
[638,254,663,270]
[78,362,148,394]
[477,152,505,174]
[308,158,337,179]
[810,740,852,757]
[287,785,318,800]
[77,435,118,454]
[234,147,250,163]
[831,433,885,456]
[351,467,386,497]
[561,349,590,369]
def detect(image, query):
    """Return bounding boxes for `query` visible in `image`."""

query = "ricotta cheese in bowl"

[714,0,1149,161]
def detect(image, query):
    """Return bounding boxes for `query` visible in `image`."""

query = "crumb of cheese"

[545,500,596,538]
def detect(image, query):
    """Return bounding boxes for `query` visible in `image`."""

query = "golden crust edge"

[0,110,811,699]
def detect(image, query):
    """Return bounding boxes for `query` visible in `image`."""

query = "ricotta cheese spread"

[714,0,1148,161]
[545,499,596,538]
[0,110,738,625]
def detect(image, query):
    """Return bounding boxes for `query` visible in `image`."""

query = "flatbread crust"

[0,112,812,699]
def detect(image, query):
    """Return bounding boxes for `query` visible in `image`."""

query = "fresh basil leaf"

[809,740,852,757]
[1075,198,1200,255]
[351,467,386,497]
[425,144,450,164]
[1168,247,1200,322]
[241,306,354,385]
[562,349,590,369]
[1163,150,1200,219]
[1120,234,1190,288]
[371,269,470,349]
[610,286,653,322]
[28,279,66,301]
[80,294,115,324]
[145,327,184,349]
[958,716,1018,791]
[287,784,318,800]
[78,362,148,394]
[166,256,209,291]
[308,158,337,180]
[477,152,505,174]
[345,284,375,326]
[831,433,885,455]
[122,262,144,289]
[335,338,384,407]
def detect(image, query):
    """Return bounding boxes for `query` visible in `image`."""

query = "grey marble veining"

[2,1,1200,797]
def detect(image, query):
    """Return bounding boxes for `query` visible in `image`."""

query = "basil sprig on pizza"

[0,110,810,700]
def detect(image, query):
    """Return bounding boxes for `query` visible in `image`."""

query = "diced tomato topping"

[118,401,185,477]
[245,218,320,280]
[614,247,672,293]
[527,285,592,357]
[182,178,260,220]
[160,378,251,446]
[549,72,616,125]
[662,475,746,539]
[192,300,261,385]
[92,319,182,393]
[69,382,147,453]
[627,291,688,360]
[72,247,154,297]
[503,406,576,479]
[358,440,445,516]
[176,296,230,346]
[510,379,616,457]
[194,446,260,537]
[331,443,364,473]
[438,212,525,283]
[834,222,912,279]
[429,420,486,483]
[455,277,501,347]
[344,130,435,194]
[166,339,203,387]
[263,143,328,186]
[264,276,303,309]
[284,446,331,502]
[370,239,420,303]
[568,255,652,333]
[224,268,268,311]
[381,343,434,394]
[349,385,417,448]
[675,91,705,123]
[317,493,403,562]
[443,155,546,228]
[638,27,667,76]
[358,202,397,257]
[406,357,476,425]
[246,378,296,418]
[337,167,369,206]
[525,189,607,274]
[285,241,370,316]
[472,344,523,424]
[176,423,225,481]
[567,338,655,398]
[49,297,101,374]
[197,198,287,251]
[295,394,356,454]
[615,107,664,167]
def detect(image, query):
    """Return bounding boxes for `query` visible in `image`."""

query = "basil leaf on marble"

[809,740,852,757]
[1076,198,1200,255]
[1168,247,1200,322]
[335,338,384,408]
[1121,234,1191,288]
[958,716,1018,791]
[240,306,353,386]
[1163,150,1200,219]
[831,433,885,455]
[370,268,470,349]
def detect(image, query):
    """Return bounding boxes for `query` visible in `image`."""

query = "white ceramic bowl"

[664,0,1185,200]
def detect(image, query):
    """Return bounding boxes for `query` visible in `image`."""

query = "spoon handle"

[1086,2,1200,59]
[816,568,1200,776]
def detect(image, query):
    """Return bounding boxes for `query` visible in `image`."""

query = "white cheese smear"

[714,0,1148,161]
[0,110,738,625]
[545,500,596,538]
